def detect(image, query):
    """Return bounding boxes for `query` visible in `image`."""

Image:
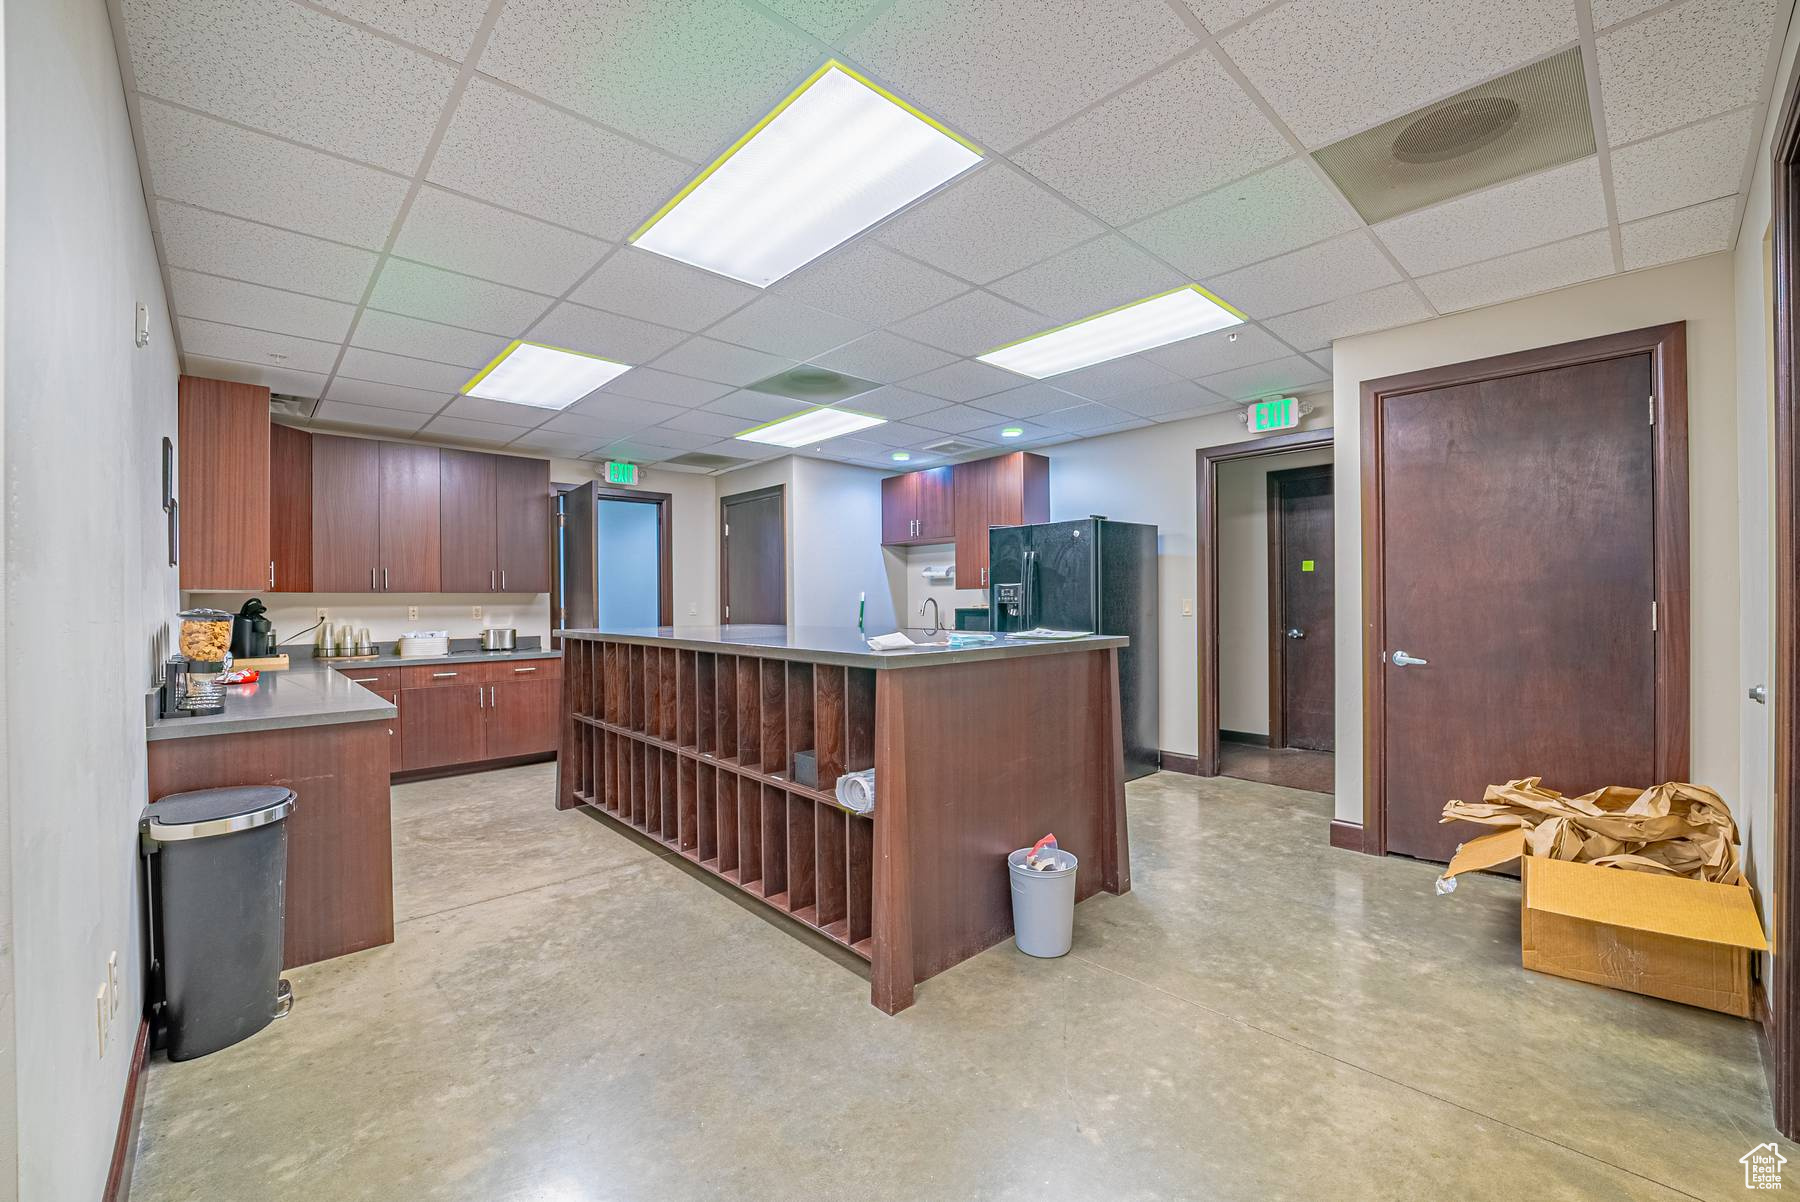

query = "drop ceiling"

[114,0,1793,472]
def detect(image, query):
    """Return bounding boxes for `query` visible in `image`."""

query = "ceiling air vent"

[746,366,881,404]
[664,451,750,471]
[923,438,986,457]
[1312,47,1595,224]
[269,392,316,420]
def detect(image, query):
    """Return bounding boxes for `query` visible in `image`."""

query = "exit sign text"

[1248,396,1300,433]
[604,460,638,486]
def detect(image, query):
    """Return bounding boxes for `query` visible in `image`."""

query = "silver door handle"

[269,560,275,589]
[371,567,377,590]
[490,569,496,590]
[383,567,389,590]
[478,686,484,708]
[1391,650,1428,667]
[1286,628,1305,639]
[500,569,506,589]
[514,666,537,673]
[432,671,458,678]
[489,685,496,706]
[1750,684,1769,704]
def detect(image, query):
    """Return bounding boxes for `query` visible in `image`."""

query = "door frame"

[594,486,674,627]
[1267,463,1335,750]
[1358,323,1691,857]
[1194,426,1335,776]
[719,483,787,625]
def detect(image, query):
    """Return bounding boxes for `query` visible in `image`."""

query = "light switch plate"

[1181,598,1193,616]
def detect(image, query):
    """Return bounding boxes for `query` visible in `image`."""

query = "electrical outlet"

[472,605,483,620]
[687,602,697,616]
[407,605,418,620]
[317,608,329,622]
[107,952,119,1016]
[95,986,108,1058]
[1181,598,1193,617]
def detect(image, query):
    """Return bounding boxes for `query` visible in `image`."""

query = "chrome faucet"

[920,597,943,636]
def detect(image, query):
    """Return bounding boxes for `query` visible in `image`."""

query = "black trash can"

[141,785,295,1060]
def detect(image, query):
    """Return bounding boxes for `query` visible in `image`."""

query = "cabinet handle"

[348,676,380,683]
[269,560,275,589]
[489,685,497,706]
[514,666,537,673]
[478,686,484,708]
[500,569,506,590]
[383,567,389,590]
[432,671,458,678]
[490,568,496,590]
[371,567,377,590]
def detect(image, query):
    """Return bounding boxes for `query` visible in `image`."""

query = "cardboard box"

[1445,828,1768,1017]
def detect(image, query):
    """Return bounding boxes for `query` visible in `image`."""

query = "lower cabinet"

[340,660,561,774]
[400,682,488,771]
[337,668,403,772]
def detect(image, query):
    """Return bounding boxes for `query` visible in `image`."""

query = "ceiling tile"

[1265,282,1435,349]
[393,187,610,296]
[1597,0,1781,145]
[978,383,1090,418]
[1611,107,1758,222]
[1142,325,1289,377]
[1196,354,1328,401]
[570,247,758,332]
[705,295,871,360]
[756,0,889,41]
[597,367,734,408]
[845,0,1197,150]
[851,421,937,448]
[336,347,472,393]
[661,409,759,438]
[418,414,532,446]
[1619,195,1741,270]
[987,235,1186,324]
[630,427,724,451]
[892,291,1048,357]
[1591,0,1665,25]
[1176,0,1276,31]
[875,163,1106,284]
[312,400,431,433]
[1036,401,1138,431]
[809,332,959,384]
[1372,158,1607,276]
[1111,378,1225,417]
[567,392,688,427]
[369,259,549,335]
[650,337,794,385]
[902,358,1024,401]
[590,440,678,464]
[428,79,693,241]
[138,99,408,249]
[1049,355,1183,401]
[536,410,642,439]
[351,309,509,367]
[481,0,817,160]
[507,428,604,456]
[911,405,1009,433]
[1206,231,1399,317]
[182,357,330,399]
[325,376,454,414]
[1221,0,1576,148]
[1122,159,1359,279]
[156,202,377,303]
[168,269,358,342]
[776,240,970,326]
[835,386,947,421]
[311,0,491,60]
[178,316,343,374]
[1013,51,1289,224]
[120,0,455,174]
[528,302,689,364]
[701,391,811,423]
[1417,230,1616,313]
[439,396,560,426]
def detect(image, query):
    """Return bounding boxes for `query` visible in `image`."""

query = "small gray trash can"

[1008,845,1079,958]
[141,785,295,1061]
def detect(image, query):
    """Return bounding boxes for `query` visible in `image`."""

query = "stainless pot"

[479,627,517,651]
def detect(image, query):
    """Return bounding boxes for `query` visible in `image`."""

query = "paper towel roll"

[836,769,876,815]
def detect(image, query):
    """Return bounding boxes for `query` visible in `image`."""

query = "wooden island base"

[558,629,1129,1013]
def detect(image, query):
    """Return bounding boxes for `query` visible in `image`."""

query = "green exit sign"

[1248,396,1300,433]
[603,460,639,486]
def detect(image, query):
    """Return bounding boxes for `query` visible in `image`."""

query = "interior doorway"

[556,482,673,633]
[1268,464,1335,753]
[720,484,785,626]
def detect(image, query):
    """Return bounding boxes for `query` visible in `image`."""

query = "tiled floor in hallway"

[131,764,1788,1200]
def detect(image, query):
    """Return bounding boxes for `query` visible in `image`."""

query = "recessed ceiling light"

[891,450,912,462]
[978,286,1245,379]
[1000,426,1024,438]
[463,340,631,410]
[736,406,886,448]
[630,61,982,287]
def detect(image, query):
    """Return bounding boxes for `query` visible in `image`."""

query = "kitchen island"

[557,625,1131,1013]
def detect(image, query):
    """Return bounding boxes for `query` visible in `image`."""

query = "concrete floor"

[1218,740,1335,794]
[132,764,1788,1201]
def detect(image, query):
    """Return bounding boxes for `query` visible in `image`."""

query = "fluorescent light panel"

[463,341,631,410]
[978,287,1245,379]
[736,406,885,447]
[632,62,982,287]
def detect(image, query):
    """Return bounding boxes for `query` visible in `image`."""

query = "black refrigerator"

[988,518,1160,780]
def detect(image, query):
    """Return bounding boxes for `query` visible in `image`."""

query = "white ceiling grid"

[112,0,1791,472]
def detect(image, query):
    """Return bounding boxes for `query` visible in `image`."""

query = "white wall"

[5,0,180,1194]
[892,542,982,632]
[553,459,719,626]
[1330,254,1743,835]
[184,592,551,650]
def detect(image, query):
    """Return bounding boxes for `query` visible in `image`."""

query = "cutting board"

[231,654,290,671]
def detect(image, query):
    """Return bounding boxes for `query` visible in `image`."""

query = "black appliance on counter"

[988,518,1159,780]
[231,598,275,659]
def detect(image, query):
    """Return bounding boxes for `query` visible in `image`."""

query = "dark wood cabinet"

[177,376,271,590]
[439,449,498,592]
[880,466,955,546]
[394,659,561,771]
[485,670,559,759]
[401,682,487,771]
[881,474,915,544]
[378,443,440,593]
[495,454,551,594]
[311,433,382,591]
[338,667,402,772]
[269,422,312,593]
[953,452,1049,590]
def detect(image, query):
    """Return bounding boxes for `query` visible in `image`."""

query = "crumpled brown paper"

[1440,778,1742,885]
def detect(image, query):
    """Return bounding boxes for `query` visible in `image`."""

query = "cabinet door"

[494,455,551,593]
[269,422,312,593]
[915,466,955,542]
[379,443,440,593]
[881,473,917,545]
[311,433,381,592]
[952,455,1001,589]
[177,376,271,590]
[439,449,497,592]
[401,685,486,770]
[485,673,560,759]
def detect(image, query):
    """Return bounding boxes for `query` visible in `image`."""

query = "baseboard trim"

[391,751,554,785]
[1159,750,1200,776]
[104,1017,151,1202]
[1329,819,1365,852]
[1219,729,1270,747]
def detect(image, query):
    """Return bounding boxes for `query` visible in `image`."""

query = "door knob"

[1750,684,1769,704]
[1391,650,1428,667]
[1286,627,1305,639]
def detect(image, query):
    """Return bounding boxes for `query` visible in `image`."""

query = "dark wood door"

[311,433,381,592]
[379,443,440,593]
[1270,465,1334,751]
[401,685,486,770]
[269,422,312,593]
[439,449,497,592]
[881,473,917,545]
[916,466,955,542]
[953,455,1001,588]
[721,486,784,625]
[485,673,559,758]
[564,482,597,629]
[1379,353,1657,861]
[177,376,272,591]
[495,454,551,593]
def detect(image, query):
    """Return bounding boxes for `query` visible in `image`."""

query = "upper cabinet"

[494,454,551,594]
[377,442,441,593]
[441,449,550,593]
[311,433,382,592]
[953,452,1049,590]
[879,465,955,546]
[269,422,312,593]
[177,376,271,591]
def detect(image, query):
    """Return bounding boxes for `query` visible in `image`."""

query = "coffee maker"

[231,598,276,659]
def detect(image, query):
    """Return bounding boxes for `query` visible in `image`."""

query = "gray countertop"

[556,625,1126,670]
[308,647,561,670]
[146,647,559,742]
